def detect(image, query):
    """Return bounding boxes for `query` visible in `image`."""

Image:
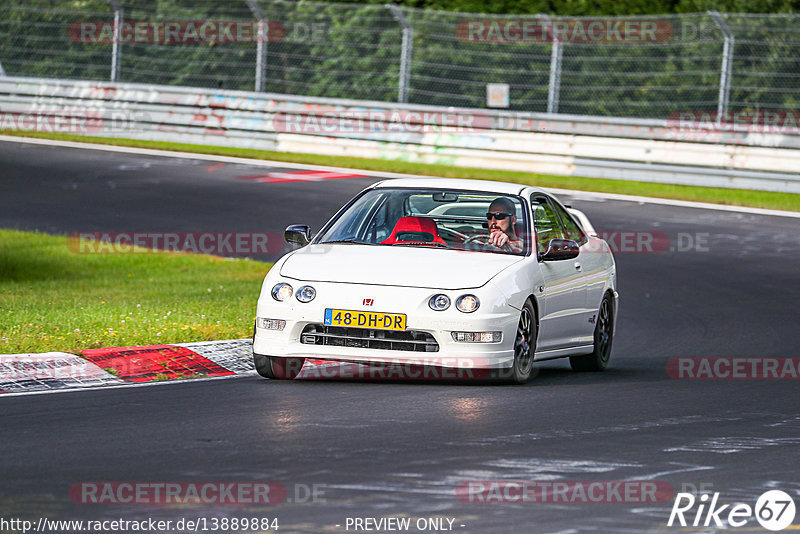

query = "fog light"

[456,294,480,313]
[296,285,316,303]
[428,294,451,311]
[452,331,501,343]
[271,283,293,301]
[257,318,286,330]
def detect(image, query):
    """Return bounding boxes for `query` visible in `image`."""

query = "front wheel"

[495,299,538,384]
[570,292,614,372]
[253,354,306,379]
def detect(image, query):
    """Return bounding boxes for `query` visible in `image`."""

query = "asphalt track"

[1,139,799,533]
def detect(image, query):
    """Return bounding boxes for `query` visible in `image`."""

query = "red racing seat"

[381,216,448,246]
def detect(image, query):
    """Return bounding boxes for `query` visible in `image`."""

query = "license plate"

[324,308,406,331]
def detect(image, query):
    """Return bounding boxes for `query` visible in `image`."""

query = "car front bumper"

[253,280,520,369]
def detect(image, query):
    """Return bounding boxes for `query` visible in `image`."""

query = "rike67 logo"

[668,490,796,531]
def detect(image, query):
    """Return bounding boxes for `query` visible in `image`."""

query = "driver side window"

[532,198,566,254]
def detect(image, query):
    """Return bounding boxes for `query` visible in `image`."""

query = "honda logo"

[363,298,374,306]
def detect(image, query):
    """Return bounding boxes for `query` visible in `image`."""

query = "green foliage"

[332,0,798,14]
[0,1,797,117]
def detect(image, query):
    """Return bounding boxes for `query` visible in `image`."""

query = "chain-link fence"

[1,0,798,119]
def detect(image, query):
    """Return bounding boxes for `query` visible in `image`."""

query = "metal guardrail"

[0,76,798,193]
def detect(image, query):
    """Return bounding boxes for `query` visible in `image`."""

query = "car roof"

[372,177,546,197]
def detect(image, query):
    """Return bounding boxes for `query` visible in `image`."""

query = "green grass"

[0,229,271,353]
[4,130,799,212]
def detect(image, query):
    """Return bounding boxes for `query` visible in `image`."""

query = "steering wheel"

[464,234,512,252]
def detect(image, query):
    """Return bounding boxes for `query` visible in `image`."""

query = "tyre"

[253,354,306,379]
[570,292,615,372]
[496,299,538,384]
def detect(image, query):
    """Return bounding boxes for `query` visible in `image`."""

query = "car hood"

[280,244,524,290]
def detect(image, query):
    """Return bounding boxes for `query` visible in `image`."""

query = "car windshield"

[315,188,529,255]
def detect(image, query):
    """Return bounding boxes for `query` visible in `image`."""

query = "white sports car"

[253,178,618,384]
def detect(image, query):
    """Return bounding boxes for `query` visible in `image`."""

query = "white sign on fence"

[486,83,509,108]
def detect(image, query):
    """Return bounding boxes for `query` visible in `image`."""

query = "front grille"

[300,324,439,352]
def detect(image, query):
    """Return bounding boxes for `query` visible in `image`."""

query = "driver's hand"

[488,229,509,248]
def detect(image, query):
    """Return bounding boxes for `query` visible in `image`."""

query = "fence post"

[709,11,734,119]
[0,60,6,76]
[108,0,122,82]
[544,16,562,114]
[386,4,412,104]
[245,0,267,92]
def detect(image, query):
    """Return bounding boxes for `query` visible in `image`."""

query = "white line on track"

[2,134,798,219]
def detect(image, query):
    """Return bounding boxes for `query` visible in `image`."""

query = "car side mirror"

[285,224,312,245]
[539,238,580,261]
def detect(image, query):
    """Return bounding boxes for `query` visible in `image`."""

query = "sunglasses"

[486,212,513,221]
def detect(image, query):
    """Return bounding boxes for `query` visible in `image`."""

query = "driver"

[486,197,523,253]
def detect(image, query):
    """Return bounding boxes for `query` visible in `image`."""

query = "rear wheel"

[253,354,306,379]
[570,292,614,372]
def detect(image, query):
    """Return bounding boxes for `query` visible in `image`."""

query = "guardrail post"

[245,0,268,92]
[545,16,562,114]
[386,4,412,104]
[0,60,6,77]
[108,0,123,82]
[709,11,734,120]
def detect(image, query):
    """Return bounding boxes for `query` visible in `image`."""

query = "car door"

[550,198,602,342]
[531,195,588,351]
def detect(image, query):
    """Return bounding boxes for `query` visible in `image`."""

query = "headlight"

[271,283,293,301]
[296,285,316,303]
[428,294,450,311]
[456,294,480,313]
